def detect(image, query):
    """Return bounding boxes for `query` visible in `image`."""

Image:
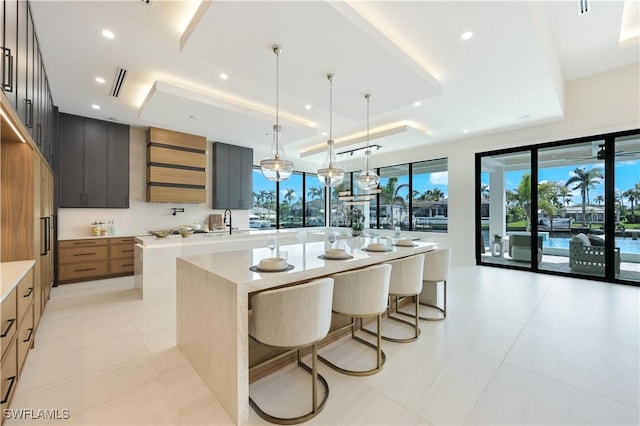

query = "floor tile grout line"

[460,274,556,425]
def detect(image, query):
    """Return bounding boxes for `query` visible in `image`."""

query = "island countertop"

[1,260,35,302]
[180,238,438,294]
[136,228,299,248]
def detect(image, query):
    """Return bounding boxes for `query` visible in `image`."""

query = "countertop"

[1,260,35,302]
[136,229,298,248]
[179,238,438,294]
[59,234,138,241]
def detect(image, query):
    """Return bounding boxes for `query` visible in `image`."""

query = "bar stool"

[319,263,392,376]
[418,248,451,321]
[248,278,334,424]
[367,254,425,343]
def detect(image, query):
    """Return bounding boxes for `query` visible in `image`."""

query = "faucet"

[223,209,232,235]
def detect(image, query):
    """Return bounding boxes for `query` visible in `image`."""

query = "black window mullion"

[302,173,306,227]
[531,149,539,272]
[275,181,280,229]
[604,136,616,280]
[408,163,413,231]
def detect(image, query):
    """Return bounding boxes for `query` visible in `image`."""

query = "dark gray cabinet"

[59,113,130,208]
[212,142,253,209]
[1,0,56,168]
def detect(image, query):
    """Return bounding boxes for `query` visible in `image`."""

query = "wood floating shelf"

[146,127,207,203]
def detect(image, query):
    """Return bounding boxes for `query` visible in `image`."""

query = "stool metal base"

[397,280,447,321]
[319,315,386,376]
[249,344,329,425]
[363,295,421,343]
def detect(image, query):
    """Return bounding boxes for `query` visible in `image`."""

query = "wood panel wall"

[146,127,207,203]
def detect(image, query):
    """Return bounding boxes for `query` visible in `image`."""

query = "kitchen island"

[134,229,300,298]
[176,238,438,425]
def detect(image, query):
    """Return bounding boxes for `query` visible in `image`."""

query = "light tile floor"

[6,265,639,425]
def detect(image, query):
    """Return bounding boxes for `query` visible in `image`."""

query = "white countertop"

[1,260,35,302]
[59,234,137,241]
[136,229,298,248]
[179,238,438,294]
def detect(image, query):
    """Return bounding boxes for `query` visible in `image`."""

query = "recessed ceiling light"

[95,77,105,84]
[463,129,469,133]
[92,104,101,110]
[189,115,199,120]
[322,132,328,136]
[305,104,312,110]
[414,101,422,107]
[101,29,115,39]
[219,73,229,80]
[461,31,473,40]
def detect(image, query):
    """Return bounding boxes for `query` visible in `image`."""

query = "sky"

[486,160,640,206]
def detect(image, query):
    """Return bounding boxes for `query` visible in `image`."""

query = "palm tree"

[259,190,267,209]
[538,181,561,233]
[307,186,323,201]
[283,189,296,221]
[480,184,490,200]
[556,186,572,217]
[623,183,640,224]
[381,177,409,227]
[566,167,603,226]
[594,195,604,206]
[515,173,532,227]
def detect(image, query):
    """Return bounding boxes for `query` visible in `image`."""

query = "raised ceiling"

[30,0,639,168]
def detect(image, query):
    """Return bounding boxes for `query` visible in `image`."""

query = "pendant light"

[317,73,345,187]
[260,44,293,182]
[356,94,380,191]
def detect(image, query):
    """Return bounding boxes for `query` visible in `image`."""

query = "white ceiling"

[30,0,639,168]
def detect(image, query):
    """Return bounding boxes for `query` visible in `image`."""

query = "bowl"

[366,243,387,252]
[150,230,172,238]
[259,257,287,271]
[191,224,202,230]
[179,229,194,238]
[324,248,347,259]
[396,238,415,247]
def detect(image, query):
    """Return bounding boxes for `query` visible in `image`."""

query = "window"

[304,174,325,227]
[379,165,409,229]
[252,168,276,229]
[329,173,352,227]
[412,159,448,233]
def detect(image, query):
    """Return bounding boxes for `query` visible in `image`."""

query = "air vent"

[110,67,127,97]
[141,0,152,4]
[578,0,590,15]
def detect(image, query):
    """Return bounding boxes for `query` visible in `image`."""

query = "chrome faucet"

[223,209,232,235]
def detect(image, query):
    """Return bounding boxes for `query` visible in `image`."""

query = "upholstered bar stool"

[418,248,451,321]
[319,264,392,376]
[248,278,334,424]
[368,254,425,343]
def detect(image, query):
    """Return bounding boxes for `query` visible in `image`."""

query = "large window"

[305,174,325,227]
[252,168,276,228]
[412,159,448,233]
[329,174,352,227]
[476,129,639,285]
[279,172,303,228]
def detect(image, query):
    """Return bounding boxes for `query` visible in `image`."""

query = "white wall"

[59,63,640,266]
[58,128,249,239]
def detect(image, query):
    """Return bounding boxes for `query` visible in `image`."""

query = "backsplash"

[57,127,250,239]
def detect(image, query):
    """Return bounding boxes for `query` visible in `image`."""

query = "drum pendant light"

[317,73,344,187]
[260,45,293,182]
[356,94,380,191]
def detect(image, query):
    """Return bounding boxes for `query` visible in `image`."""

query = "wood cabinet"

[58,237,135,284]
[58,113,130,208]
[1,265,34,416]
[146,127,206,203]
[212,142,253,209]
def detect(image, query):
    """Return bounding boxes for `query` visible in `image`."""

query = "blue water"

[481,230,639,253]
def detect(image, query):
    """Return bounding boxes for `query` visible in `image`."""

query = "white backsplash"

[57,127,250,239]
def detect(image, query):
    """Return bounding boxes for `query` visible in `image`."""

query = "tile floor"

[6,265,640,425]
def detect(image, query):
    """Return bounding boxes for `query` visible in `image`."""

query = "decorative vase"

[352,230,362,237]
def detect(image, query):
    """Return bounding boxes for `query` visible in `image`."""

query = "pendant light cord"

[327,74,334,167]
[365,94,370,170]
[274,46,280,156]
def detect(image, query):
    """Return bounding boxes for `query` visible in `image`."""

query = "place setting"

[318,248,353,261]
[249,237,294,272]
[393,238,418,247]
[361,242,393,253]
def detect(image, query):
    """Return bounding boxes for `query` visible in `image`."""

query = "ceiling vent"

[141,0,152,4]
[110,67,127,97]
[578,0,590,15]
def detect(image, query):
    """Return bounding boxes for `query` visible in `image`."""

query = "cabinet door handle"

[73,252,96,257]
[73,268,96,272]
[23,287,33,298]
[37,123,42,146]
[46,216,51,253]
[25,99,33,128]
[122,264,134,267]
[122,249,134,253]
[0,376,16,404]
[0,318,15,338]
[40,217,47,255]
[72,241,97,245]
[1,48,13,91]
[23,327,33,343]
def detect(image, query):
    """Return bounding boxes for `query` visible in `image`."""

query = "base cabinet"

[58,237,135,284]
[0,264,34,421]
